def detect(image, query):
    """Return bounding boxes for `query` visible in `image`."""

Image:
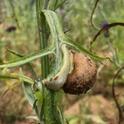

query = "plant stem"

[36,0,63,124]
[36,0,49,77]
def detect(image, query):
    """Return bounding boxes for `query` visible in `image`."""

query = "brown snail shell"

[63,52,97,94]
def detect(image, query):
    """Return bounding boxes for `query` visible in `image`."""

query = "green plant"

[0,0,118,124]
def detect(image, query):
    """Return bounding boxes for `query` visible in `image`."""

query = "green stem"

[36,1,62,124]
[36,0,49,77]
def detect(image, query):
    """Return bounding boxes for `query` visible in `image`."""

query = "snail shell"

[63,52,97,94]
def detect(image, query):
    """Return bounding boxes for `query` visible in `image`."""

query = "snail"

[43,44,97,94]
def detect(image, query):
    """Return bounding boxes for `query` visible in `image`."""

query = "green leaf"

[41,10,65,44]
[33,79,44,121]
[0,74,18,80]
[7,49,38,79]
[19,68,35,106]
[63,37,113,62]
[0,73,34,84]
[0,46,54,68]
[22,82,35,106]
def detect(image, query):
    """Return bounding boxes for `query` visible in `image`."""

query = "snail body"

[43,44,97,94]
[43,44,73,90]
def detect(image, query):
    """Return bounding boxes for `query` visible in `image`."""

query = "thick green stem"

[36,0,62,124]
[36,0,49,77]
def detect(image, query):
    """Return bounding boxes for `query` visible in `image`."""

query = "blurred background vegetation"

[0,0,124,124]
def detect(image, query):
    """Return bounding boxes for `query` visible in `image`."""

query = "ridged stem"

[36,0,62,124]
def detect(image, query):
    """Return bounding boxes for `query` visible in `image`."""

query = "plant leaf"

[22,82,35,106]
[19,69,35,106]
[0,74,18,80]
[0,46,54,68]
[64,37,113,62]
